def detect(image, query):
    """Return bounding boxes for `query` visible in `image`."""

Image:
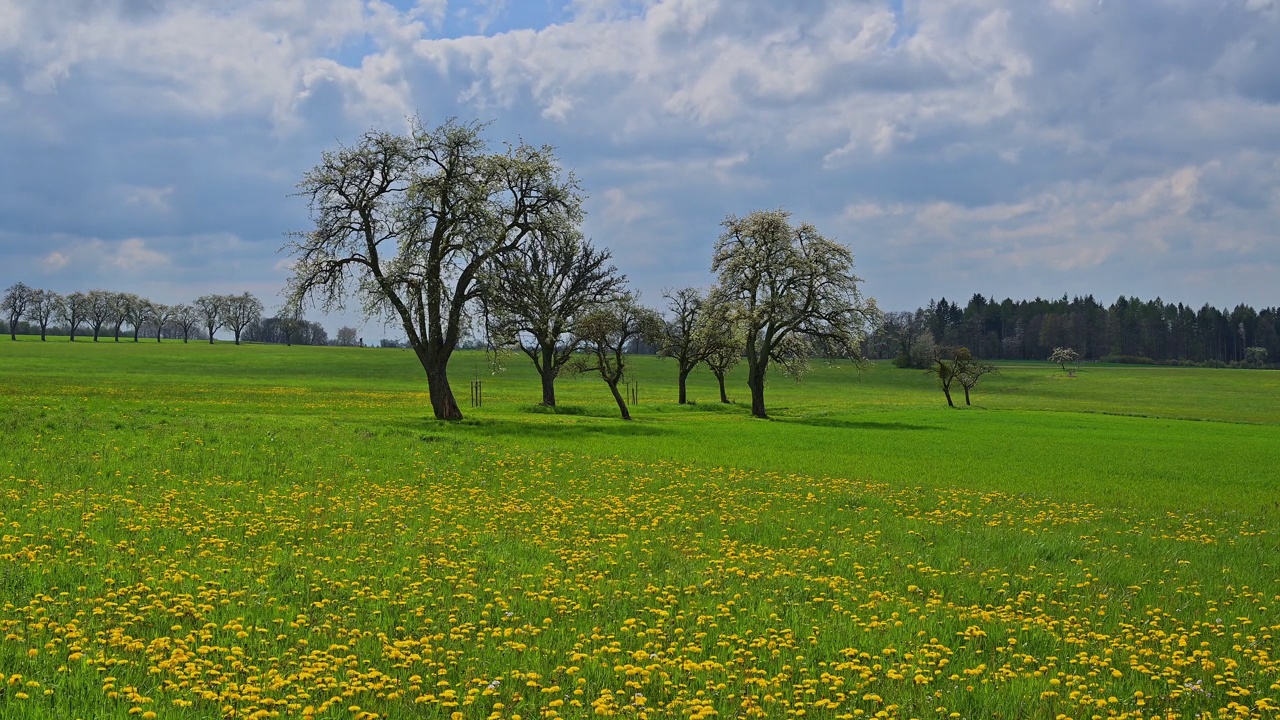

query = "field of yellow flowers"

[1,340,1277,719]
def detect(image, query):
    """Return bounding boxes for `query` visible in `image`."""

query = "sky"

[2,0,1278,340]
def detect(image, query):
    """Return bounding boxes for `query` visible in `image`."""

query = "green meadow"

[1,337,1277,720]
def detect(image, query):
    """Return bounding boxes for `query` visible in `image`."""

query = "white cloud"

[110,238,170,271]
[122,185,175,213]
[1,0,1279,316]
[41,251,69,272]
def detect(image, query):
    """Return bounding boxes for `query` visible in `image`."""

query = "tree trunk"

[133,326,140,342]
[540,371,556,406]
[425,360,463,420]
[747,362,767,418]
[715,371,729,403]
[942,385,954,407]
[156,332,162,343]
[677,366,692,404]
[963,386,971,405]
[607,381,631,420]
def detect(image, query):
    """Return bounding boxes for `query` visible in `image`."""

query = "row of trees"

[872,294,1279,365]
[286,118,878,421]
[1,285,269,345]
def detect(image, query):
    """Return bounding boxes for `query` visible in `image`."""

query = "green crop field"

[1,337,1277,720]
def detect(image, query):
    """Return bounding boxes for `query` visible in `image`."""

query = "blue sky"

[2,0,1278,340]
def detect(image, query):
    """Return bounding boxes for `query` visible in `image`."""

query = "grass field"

[1,336,1277,719]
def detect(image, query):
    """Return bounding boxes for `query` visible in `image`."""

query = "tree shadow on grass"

[521,404,592,416]
[779,417,943,432]
[387,416,671,441]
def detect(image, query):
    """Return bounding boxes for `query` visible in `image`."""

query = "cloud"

[41,251,69,272]
[110,238,170,271]
[1,0,1278,336]
[122,185,175,213]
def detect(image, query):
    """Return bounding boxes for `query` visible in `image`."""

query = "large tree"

[286,118,582,420]
[27,289,64,341]
[711,209,878,418]
[573,296,663,421]
[223,293,263,345]
[2,282,33,340]
[485,229,625,406]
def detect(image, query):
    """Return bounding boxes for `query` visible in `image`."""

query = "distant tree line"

[871,294,1278,368]
[240,316,330,346]
[0,284,326,346]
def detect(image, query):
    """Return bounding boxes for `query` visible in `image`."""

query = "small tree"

[149,303,177,342]
[85,290,114,341]
[336,327,359,347]
[573,296,663,420]
[195,295,225,344]
[954,349,998,406]
[928,346,963,408]
[123,295,151,342]
[60,292,89,341]
[107,292,137,341]
[27,290,64,341]
[278,307,303,347]
[223,293,263,345]
[1049,347,1081,376]
[172,304,199,343]
[658,287,718,404]
[2,282,34,340]
[1244,347,1268,368]
[700,290,745,404]
[485,229,625,406]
